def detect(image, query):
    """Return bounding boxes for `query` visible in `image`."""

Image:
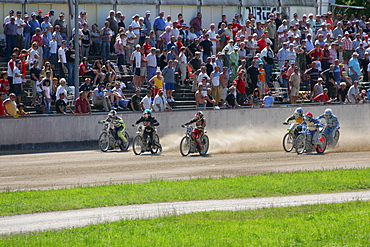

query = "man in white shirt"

[58,40,67,79]
[153,89,172,111]
[15,11,26,48]
[347,80,360,104]
[131,44,143,88]
[130,14,141,48]
[140,90,153,111]
[146,47,157,83]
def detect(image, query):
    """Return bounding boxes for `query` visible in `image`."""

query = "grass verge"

[1,168,370,217]
[1,201,369,245]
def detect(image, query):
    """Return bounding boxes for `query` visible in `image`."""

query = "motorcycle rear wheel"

[150,134,161,154]
[295,134,306,154]
[282,132,295,152]
[119,132,130,151]
[132,136,143,155]
[199,135,209,155]
[316,134,327,154]
[99,132,110,152]
[180,136,191,156]
[331,130,340,147]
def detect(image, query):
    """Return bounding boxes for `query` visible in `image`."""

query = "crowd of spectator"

[1,8,370,117]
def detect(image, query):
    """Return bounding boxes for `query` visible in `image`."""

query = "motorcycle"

[282,122,302,152]
[321,126,340,148]
[132,125,162,155]
[98,121,130,152]
[180,126,209,156]
[294,125,327,154]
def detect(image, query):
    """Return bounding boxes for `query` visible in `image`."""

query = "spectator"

[314,88,330,102]
[42,78,52,114]
[100,21,112,63]
[262,91,274,107]
[41,14,53,41]
[195,83,207,110]
[54,13,67,40]
[162,60,176,102]
[348,52,361,82]
[210,66,221,106]
[144,11,152,36]
[75,91,91,114]
[129,88,141,112]
[225,86,240,108]
[56,93,74,115]
[56,78,68,103]
[92,85,111,112]
[90,24,101,56]
[117,12,125,29]
[347,80,360,104]
[130,14,141,48]
[153,12,166,49]
[130,44,143,88]
[23,14,31,49]
[321,64,337,99]
[153,89,172,112]
[13,59,23,104]
[337,82,348,104]
[0,71,10,99]
[29,12,40,37]
[140,90,153,111]
[125,25,137,64]
[30,61,42,106]
[233,70,247,105]
[31,28,44,66]
[58,40,67,79]
[114,32,126,66]
[42,29,50,65]
[4,93,19,117]
[106,10,118,53]
[304,62,320,97]
[81,23,91,57]
[66,42,76,86]
[190,12,202,37]
[312,77,324,98]
[260,41,274,85]
[289,66,301,104]
[4,16,17,59]
[146,47,157,83]
[0,92,5,117]
[79,77,93,93]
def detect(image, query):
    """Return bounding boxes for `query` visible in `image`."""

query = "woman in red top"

[79,57,95,78]
[0,71,10,97]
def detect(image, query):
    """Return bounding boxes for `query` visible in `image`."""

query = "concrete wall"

[1,104,369,151]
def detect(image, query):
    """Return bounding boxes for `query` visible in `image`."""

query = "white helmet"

[294,107,303,117]
[324,108,332,117]
[108,110,117,118]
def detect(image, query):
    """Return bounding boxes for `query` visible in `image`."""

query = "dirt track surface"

[2,149,370,192]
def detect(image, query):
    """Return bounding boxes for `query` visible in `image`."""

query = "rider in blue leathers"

[317,108,340,144]
[303,112,324,145]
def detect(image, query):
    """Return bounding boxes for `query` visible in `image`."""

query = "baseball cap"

[38,9,42,12]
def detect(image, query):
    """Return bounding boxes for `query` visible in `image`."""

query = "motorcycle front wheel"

[316,134,327,154]
[282,132,295,152]
[199,135,209,155]
[99,132,110,152]
[331,130,340,147]
[119,132,130,151]
[295,134,306,154]
[150,134,161,154]
[180,136,191,156]
[132,135,143,155]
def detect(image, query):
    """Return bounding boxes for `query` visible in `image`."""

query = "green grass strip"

[1,201,369,245]
[1,168,370,217]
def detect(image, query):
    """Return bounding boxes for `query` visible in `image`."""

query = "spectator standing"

[29,12,40,37]
[58,40,67,80]
[41,14,53,41]
[190,12,202,37]
[54,13,67,40]
[162,60,176,102]
[233,70,246,105]
[100,21,112,63]
[144,11,152,36]
[4,93,19,116]
[210,66,221,105]
[140,90,153,111]
[14,11,26,49]
[106,10,118,53]
[153,12,166,49]
[304,62,320,97]
[125,25,137,64]
[348,52,361,82]
[0,71,10,99]
[0,92,5,117]
[347,80,360,104]
[260,41,274,85]
[42,30,50,65]
[81,23,91,57]
[199,34,213,62]
[130,88,141,112]
[146,47,158,83]
[90,24,101,55]
[130,14,141,48]
[114,33,127,66]
[23,14,31,49]
[4,17,17,59]
[66,43,76,86]
[30,61,42,106]
[117,12,125,29]
[289,66,301,104]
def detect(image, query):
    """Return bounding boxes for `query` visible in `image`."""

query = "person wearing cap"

[153,12,166,49]
[162,60,176,102]
[260,40,274,84]
[229,46,239,81]
[153,89,172,112]
[320,64,337,99]
[3,10,15,27]
[128,88,141,112]
[80,23,91,58]
[290,13,299,27]
[130,44,143,88]
[288,66,301,104]
[199,34,213,62]
[78,11,88,29]
[23,14,32,50]
[142,11,151,36]
[277,42,288,67]
[36,9,43,25]
[304,62,320,98]
[14,11,26,49]
[342,31,353,64]
[333,21,343,39]
[28,13,40,39]
[54,13,67,40]
[130,14,141,47]
[189,12,202,37]
[41,29,51,65]
[100,21,112,63]
[348,52,361,82]
[4,17,18,59]
[41,14,53,41]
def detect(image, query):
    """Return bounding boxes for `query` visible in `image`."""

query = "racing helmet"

[195,111,204,118]
[108,110,117,118]
[304,112,313,121]
[294,107,304,117]
[143,109,152,117]
[324,108,332,117]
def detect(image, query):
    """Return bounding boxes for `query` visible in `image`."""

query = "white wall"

[1,104,369,146]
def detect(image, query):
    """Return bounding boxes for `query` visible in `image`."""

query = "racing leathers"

[106,116,127,143]
[303,117,323,145]
[182,116,206,150]
[284,114,304,136]
[318,114,340,144]
[135,116,160,145]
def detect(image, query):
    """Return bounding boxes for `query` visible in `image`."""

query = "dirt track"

[2,149,370,192]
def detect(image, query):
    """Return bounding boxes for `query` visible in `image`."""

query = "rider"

[133,109,160,146]
[283,107,304,135]
[105,110,127,143]
[317,108,340,144]
[181,111,206,151]
[303,112,323,145]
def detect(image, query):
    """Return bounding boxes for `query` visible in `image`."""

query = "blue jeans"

[147,66,157,83]
[44,98,51,114]
[263,64,273,84]
[282,78,289,99]
[67,62,75,86]
[23,33,31,49]
[101,41,110,63]
[117,54,125,66]
[5,35,17,59]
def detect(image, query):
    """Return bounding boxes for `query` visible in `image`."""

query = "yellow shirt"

[152,76,164,89]
[5,100,18,116]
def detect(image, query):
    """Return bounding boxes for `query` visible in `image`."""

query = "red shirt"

[79,63,88,76]
[257,39,267,52]
[232,22,242,37]
[142,43,151,56]
[0,79,10,94]
[74,97,90,113]
[314,93,329,102]
[176,41,184,52]
[233,77,246,94]
[0,99,5,117]
[21,60,27,76]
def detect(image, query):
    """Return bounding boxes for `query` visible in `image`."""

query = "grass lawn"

[1,168,370,217]
[1,201,369,246]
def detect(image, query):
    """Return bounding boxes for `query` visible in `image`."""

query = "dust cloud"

[160,126,370,154]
